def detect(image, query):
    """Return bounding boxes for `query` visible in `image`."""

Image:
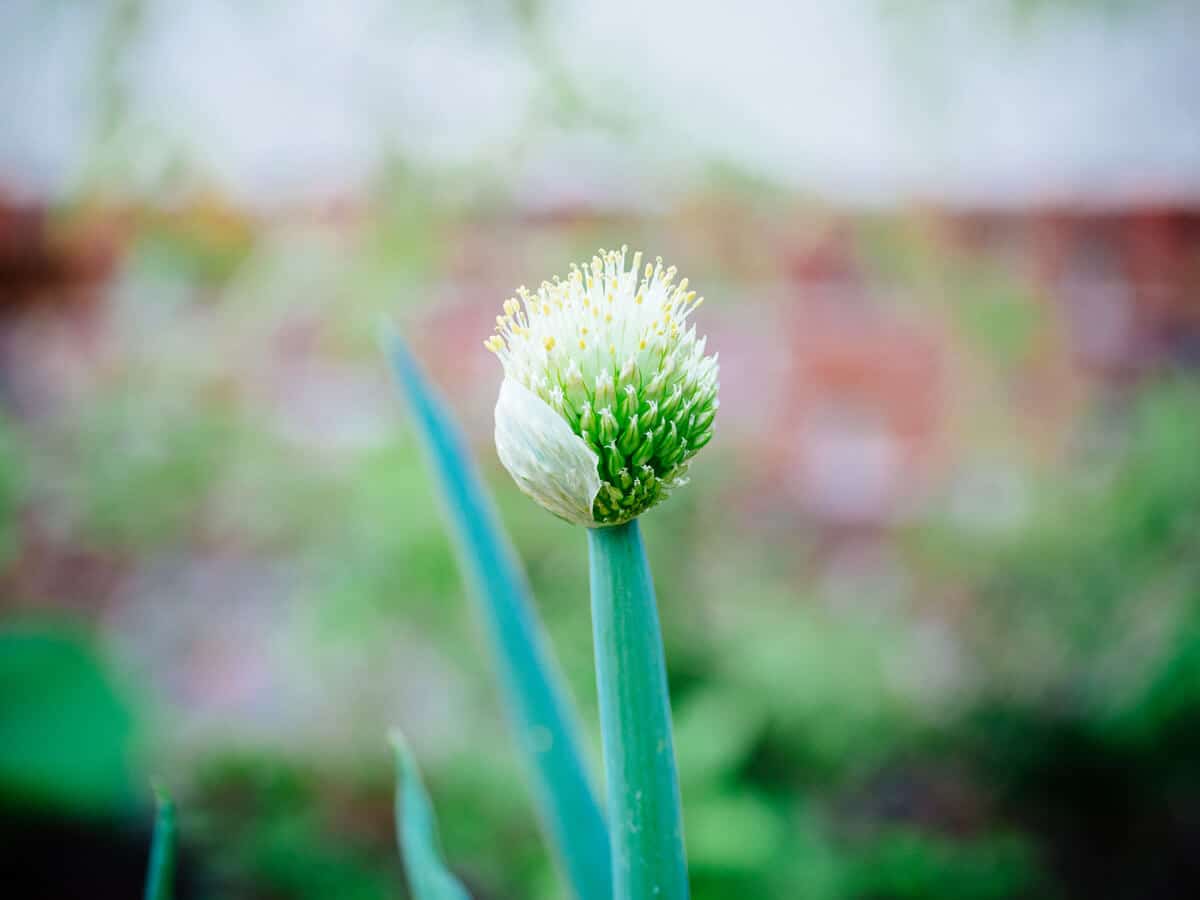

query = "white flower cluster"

[486,247,719,526]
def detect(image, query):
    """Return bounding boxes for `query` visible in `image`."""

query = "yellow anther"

[635,293,643,305]
[544,336,556,351]
[579,339,587,350]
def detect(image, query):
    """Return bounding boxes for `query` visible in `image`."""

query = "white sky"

[1,0,1197,207]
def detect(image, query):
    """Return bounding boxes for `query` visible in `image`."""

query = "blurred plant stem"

[74,0,148,199]
[143,786,176,900]
[588,520,690,900]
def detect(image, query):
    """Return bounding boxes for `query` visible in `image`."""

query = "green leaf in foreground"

[589,519,689,900]
[383,329,612,900]
[144,786,177,900]
[391,732,471,900]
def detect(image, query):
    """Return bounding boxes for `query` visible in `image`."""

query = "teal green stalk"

[588,520,689,900]
[143,786,176,900]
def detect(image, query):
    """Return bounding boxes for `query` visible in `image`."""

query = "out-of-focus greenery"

[0,628,136,814]
[0,416,23,568]
[0,197,1198,899]
[3,0,1195,895]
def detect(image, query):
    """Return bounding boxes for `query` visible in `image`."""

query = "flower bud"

[487,247,719,526]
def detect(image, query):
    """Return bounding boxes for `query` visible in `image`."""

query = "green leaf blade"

[391,733,472,900]
[589,520,689,900]
[143,786,176,900]
[383,330,612,900]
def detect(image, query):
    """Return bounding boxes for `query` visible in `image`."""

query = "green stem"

[588,519,689,900]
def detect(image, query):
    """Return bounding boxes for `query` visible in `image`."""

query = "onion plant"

[387,247,719,900]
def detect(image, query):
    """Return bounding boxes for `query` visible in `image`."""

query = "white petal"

[494,377,600,526]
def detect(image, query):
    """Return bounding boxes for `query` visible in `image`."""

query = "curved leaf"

[383,329,612,900]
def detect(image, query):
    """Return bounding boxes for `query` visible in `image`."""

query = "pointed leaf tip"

[143,783,177,900]
[391,733,472,900]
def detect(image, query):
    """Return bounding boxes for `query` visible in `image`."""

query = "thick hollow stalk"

[588,519,690,900]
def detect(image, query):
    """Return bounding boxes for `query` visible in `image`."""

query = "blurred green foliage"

[0,627,136,814]
[3,1,1195,896]
[190,753,398,900]
[0,415,23,568]
[0,202,1197,898]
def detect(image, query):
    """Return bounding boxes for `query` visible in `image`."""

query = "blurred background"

[2,1,1199,897]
